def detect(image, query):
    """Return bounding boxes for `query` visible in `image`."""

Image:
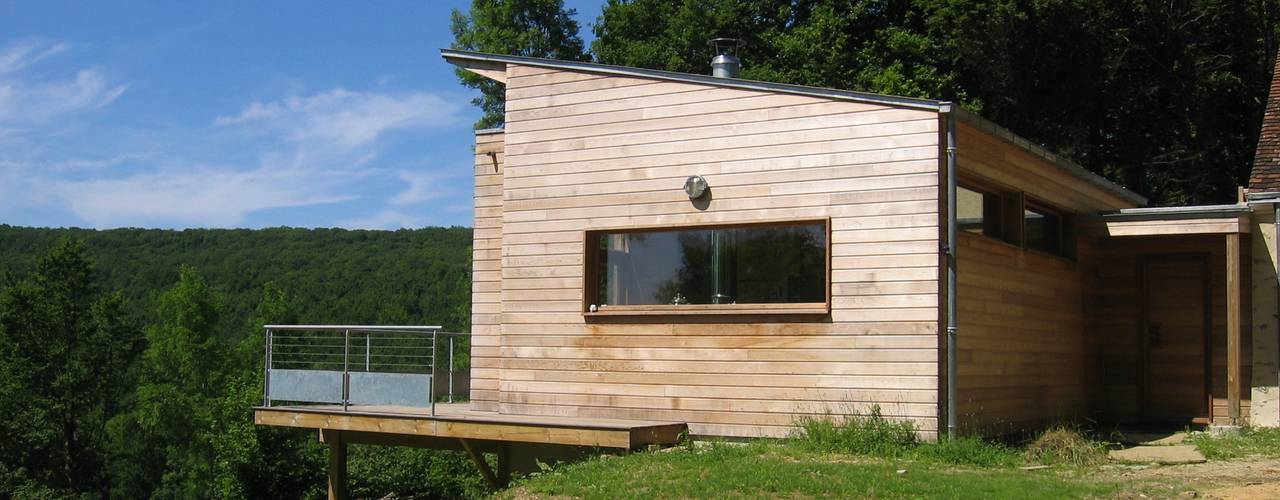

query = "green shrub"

[1023,427,1107,467]
[913,437,1019,468]
[347,445,487,499]
[794,405,919,457]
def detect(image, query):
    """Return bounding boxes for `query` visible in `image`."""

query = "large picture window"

[586,220,828,314]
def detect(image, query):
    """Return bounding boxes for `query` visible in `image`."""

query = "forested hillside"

[0,226,485,498]
[0,225,473,331]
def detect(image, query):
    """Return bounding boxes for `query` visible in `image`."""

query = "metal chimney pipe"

[708,38,744,78]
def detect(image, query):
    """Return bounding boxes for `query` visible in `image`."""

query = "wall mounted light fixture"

[684,175,709,199]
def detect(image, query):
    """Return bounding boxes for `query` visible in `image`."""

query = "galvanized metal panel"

[349,372,433,407]
[268,369,343,404]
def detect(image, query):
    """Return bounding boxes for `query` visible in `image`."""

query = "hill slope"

[0,225,474,330]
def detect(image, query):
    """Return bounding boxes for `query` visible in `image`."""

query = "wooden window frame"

[582,218,832,317]
[957,179,1023,246]
[1022,198,1076,260]
[957,182,1006,241]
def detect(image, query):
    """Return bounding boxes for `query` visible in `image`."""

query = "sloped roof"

[442,49,1147,207]
[1251,53,1280,192]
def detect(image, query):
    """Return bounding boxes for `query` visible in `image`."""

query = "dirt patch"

[1102,457,1280,498]
[1205,483,1280,500]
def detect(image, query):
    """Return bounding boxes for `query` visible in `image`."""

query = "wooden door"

[1142,257,1210,423]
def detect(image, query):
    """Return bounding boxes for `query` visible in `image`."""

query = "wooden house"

[255,48,1280,496]
[445,48,1280,439]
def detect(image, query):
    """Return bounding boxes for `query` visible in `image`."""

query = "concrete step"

[1117,431,1190,446]
[1108,444,1206,465]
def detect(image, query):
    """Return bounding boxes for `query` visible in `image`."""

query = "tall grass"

[793,408,1112,468]
[1022,426,1108,467]
[793,405,1020,467]
[794,405,919,457]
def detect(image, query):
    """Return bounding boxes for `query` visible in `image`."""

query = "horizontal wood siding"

[953,124,1137,435]
[494,64,942,439]
[956,233,1090,434]
[472,131,504,411]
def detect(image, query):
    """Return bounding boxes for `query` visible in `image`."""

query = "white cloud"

[390,170,444,205]
[0,41,69,75]
[0,41,126,125]
[53,165,354,228]
[0,39,467,229]
[213,88,461,149]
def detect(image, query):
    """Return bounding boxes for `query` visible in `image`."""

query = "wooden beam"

[1104,216,1249,237]
[451,59,507,83]
[459,438,504,490]
[254,407,684,449]
[1227,232,1243,425]
[323,429,348,500]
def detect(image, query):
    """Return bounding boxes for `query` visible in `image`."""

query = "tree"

[0,228,479,497]
[207,281,326,500]
[451,0,590,128]
[0,238,139,497]
[593,1,964,102]
[923,0,1280,205]
[109,265,229,498]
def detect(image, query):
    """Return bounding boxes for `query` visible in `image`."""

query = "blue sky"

[0,1,603,229]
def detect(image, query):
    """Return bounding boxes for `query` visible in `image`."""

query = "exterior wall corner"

[1250,205,1280,426]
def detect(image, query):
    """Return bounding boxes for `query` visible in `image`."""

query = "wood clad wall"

[1092,235,1253,424]
[489,64,943,439]
[953,123,1136,435]
[472,131,505,412]
[956,234,1090,433]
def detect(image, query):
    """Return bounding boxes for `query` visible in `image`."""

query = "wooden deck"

[254,403,687,449]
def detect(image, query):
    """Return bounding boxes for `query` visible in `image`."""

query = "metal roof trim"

[1103,204,1248,221]
[441,49,946,112]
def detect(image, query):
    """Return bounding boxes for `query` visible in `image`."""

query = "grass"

[1190,427,1280,460]
[793,405,920,457]
[502,441,1118,499]
[794,406,1022,468]
[502,408,1130,499]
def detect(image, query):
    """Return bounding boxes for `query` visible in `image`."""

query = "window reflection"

[1024,207,1061,254]
[595,222,826,306]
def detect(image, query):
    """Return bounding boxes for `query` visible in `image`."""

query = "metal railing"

[262,325,468,416]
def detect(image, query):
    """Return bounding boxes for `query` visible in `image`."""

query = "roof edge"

[952,108,1148,207]
[441,49,946,112]
[1102,203,1247,221]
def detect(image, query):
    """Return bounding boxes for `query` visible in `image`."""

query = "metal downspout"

[944,107,959,439]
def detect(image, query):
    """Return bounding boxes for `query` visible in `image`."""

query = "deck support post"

[496,441,511,487]
[323,429,348,500]
[459,438,505,490]
[1227,232,1243,425]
